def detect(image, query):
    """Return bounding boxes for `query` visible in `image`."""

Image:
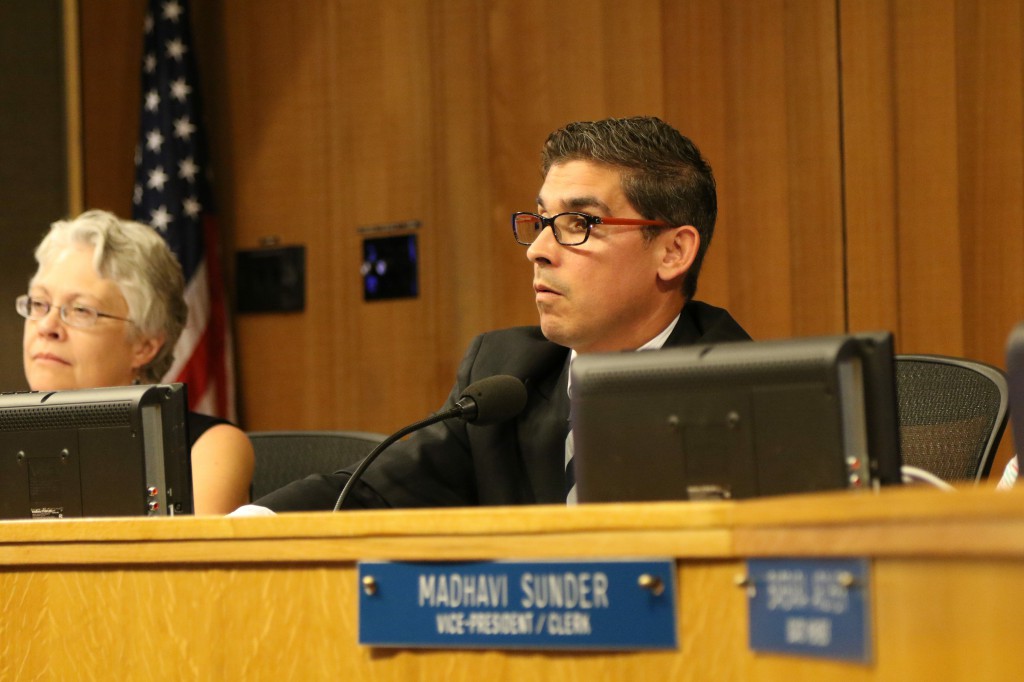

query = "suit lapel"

[515,352,571,503]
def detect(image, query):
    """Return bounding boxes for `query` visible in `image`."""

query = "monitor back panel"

[0,384,190,519]
[572,334,898,503]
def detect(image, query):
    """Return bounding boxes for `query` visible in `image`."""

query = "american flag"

[132,0,235,420]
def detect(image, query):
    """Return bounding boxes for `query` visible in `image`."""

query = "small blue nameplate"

[358,559,677,650]
[746,558,871,663]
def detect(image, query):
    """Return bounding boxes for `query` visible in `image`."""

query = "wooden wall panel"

[844,0,1024,363]
[199,1,464,432]
[663,1,732,305]
[665,0,845,341]
[486,0,667,331]
[894,1,966,355]
[840,0,902,337]
[433,1,497,350]
[783,1,845,337]
[0,1,75,391]
[949,0,1024,474]
[955,0,1024,368]
[78,1,143,217]
[840,0,1024,475]
[206,4,342,430]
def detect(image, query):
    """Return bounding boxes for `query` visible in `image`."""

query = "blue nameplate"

[358,559,677,650]
[745,558,871,663]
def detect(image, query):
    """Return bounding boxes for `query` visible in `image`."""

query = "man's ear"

[657,225,700,282]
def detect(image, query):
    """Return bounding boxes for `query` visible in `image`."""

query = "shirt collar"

[568,314,681,398]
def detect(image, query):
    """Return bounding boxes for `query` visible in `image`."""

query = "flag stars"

[174,116,196,140]
[133,184,143,205]
[145,89,160,111]
[147,166,169,191]
[144,53,157,74]
[144,13,154,33]
[183,197,202,218]
[146,129,165,152]
[170,77,191,102]
[162,1,184,22]
[178,157,199,182]
[150,206,173,232]
[166,38,188,61]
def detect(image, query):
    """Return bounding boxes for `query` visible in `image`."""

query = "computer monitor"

[0,383,192,519]
[571,332,902,502]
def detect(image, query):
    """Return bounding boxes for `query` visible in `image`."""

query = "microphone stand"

[332,409,458,512]
[330,374,523,512]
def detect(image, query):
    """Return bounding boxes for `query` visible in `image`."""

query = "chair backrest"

[895,355,1009,482]
[248,430,387,500]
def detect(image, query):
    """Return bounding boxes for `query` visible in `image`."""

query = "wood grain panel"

[4,486,1022,565]
[486,0,667,331]
[0,563,734,680]
[78,1,144,216]
[954,0,1024,475]
[845,0,1024,360]
[783,1,845,337]
[0,2,76,392]
[328,1,455,432]
[665,0,845,341]
[432,0,497,350]
[203,3,342,430]
[893,1,965,354]
[63,0,83,216]
[4,489,1024,680]
[872,559,1024,680]
[840,0,902,337]
[954,0,1024,367]
[840,0,1024,477]
[77,0,850,429]
[202,1,460,431]
[663,0,732,305]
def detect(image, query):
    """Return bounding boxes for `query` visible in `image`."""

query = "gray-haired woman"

[19,209,253,514]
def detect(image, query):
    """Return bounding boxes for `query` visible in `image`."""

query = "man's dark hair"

[541,116,716,299]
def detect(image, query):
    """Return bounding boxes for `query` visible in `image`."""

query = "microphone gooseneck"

[332,375,527,511]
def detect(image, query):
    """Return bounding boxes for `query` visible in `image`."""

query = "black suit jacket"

[256,300,751,511]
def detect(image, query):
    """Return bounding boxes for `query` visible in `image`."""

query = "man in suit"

[252,116,750,512]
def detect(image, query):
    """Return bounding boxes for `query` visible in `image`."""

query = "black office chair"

[248,430,387,500]
[895,355,1009,482]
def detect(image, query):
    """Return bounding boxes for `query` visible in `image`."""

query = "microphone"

[332,374,527,511]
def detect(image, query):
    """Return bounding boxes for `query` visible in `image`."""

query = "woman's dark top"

[187,411,231,449]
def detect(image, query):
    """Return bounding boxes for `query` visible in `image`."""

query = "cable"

[900,465,956,491]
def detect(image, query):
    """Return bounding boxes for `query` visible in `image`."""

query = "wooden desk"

[1,486,1022,680]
